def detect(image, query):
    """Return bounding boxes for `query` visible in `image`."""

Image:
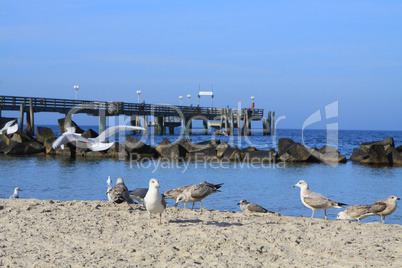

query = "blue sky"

[1,1,401,130]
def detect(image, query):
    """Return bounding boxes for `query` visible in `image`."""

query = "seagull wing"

[7,123,19,135]
[0,119,17,134]
[87,142,115,151]
[91,125,146,143]
[52,133,89,149]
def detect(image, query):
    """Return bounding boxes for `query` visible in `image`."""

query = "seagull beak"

[174,202,179,207]
[157,184,160,188]
[237,203,240,205]
[291,185,296,188]
[397,197,401,200]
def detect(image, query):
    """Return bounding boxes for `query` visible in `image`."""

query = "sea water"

[1,127,401,224]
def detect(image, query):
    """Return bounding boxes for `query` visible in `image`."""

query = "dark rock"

[359,137,394,153]
[387,147,402,166]
[278,138,295,154]
[82,129,98,139]
[4,141,45,155]
[243,150,278,163]
[279,142,321,163]
[36,127,56,143]
[312,145,347,164]
[0,140,7,153]
[44,137,57,154]
[58,118,84,134]
[349,148,368,162]
[396,145,402,153]
[155,138,172,156]
[360,145,390,165]
[125,136,157,158]
[221,146,243,162]
[187,147,218,161]
[216,142,229,158]
[241,146,258,152]
[159,144,188,160]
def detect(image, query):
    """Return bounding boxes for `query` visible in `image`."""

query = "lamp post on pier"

[187,94,191,106]
[179,96,183,106]
[74,85,79,100]
[136,90,142,103]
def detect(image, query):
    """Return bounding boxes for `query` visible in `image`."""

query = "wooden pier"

[0,95,273,136]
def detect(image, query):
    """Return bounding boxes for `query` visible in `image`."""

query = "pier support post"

[26,98,34,135]
[19,104,24,131]
[155,117,164,135]
[272,111,275,135]
[224,109,228,135]
[183,117,192,135]
[130,115,140,134]
[99,106,106,134]
[237,112,241,136]
[229,111,234,136]
[266,111,272,136]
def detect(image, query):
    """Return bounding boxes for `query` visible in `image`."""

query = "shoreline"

[1,199,401,267]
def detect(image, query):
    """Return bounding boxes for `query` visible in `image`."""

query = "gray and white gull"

[144,178,167,225]
[9,187,22,199]
[174,182,223,211]
[292,180,347,220]
[336,205,375,222]
[237,199,273,213]
[369,195,400,224]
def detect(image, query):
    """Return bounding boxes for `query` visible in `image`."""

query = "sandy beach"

[0,199,401,267]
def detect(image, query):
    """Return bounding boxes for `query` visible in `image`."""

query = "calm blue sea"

[1,125,401,224]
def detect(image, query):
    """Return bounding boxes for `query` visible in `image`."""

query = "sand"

[0,199,401,267]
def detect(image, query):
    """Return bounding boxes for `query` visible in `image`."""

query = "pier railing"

[0,95,264,119]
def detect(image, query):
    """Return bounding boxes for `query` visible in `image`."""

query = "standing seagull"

[107,177,134,207]
[292,180,347,220]
[144,178,167,225]
[129,188,148,204]
[336,205,375,223]
[9,187,22,199]
[0,119,18,135]
[237,199,273,213]
[174,182,222,211]
[369,195,400,224]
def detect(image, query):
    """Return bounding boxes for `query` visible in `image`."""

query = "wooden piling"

[202,120,208,135]
[266,111,272,136]
[237,111,241,136]
[29,98,34,135]
[19,104,24,131]
[272,111,275,135]
[99,105,106,134]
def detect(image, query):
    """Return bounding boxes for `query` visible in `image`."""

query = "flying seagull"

[0,119,18,135]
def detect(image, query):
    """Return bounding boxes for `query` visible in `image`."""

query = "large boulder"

[155,138,172,156]
[159,144,188,160]
[279,142,321,163]
[360,145,390,165]
[3,141,44,155]
[349,148,368,162]
[216,142,229,158]
[58,118,84,134]
[36,127,56,143]
[311,145,347,164]
[81,129,99,139]
[221,146,244,162]
[387,148,402,166]
[396,145,402,153]
[359,137,394,153]
[187,147,218,162]
[278,138,295,154]
[124,136,157,158]
[243,149,278,163]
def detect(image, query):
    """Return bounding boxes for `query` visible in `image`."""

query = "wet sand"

[0,199,401,267]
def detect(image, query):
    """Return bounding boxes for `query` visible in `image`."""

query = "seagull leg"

[324,210,328,220]
[381,216,385,224]
[200,201,203,212]
[159,213,162,225]
[184,203,187,209]
[191,203,195,210]
[311,210,315,218]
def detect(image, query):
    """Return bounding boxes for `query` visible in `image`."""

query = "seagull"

[9,187,22,199]
[292,180,347,220]
[129,188,148,204]
[174,182,222,211]
[237,199,273,213]
[52,125,146,151]
[164,181,223,209]
[107,176,112,187]
[369,195,400,224]
[106,177,134,207]
[106,186,113,202]
[336,205,375,223]
[0,119,18,135]
[143,178,167,225]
